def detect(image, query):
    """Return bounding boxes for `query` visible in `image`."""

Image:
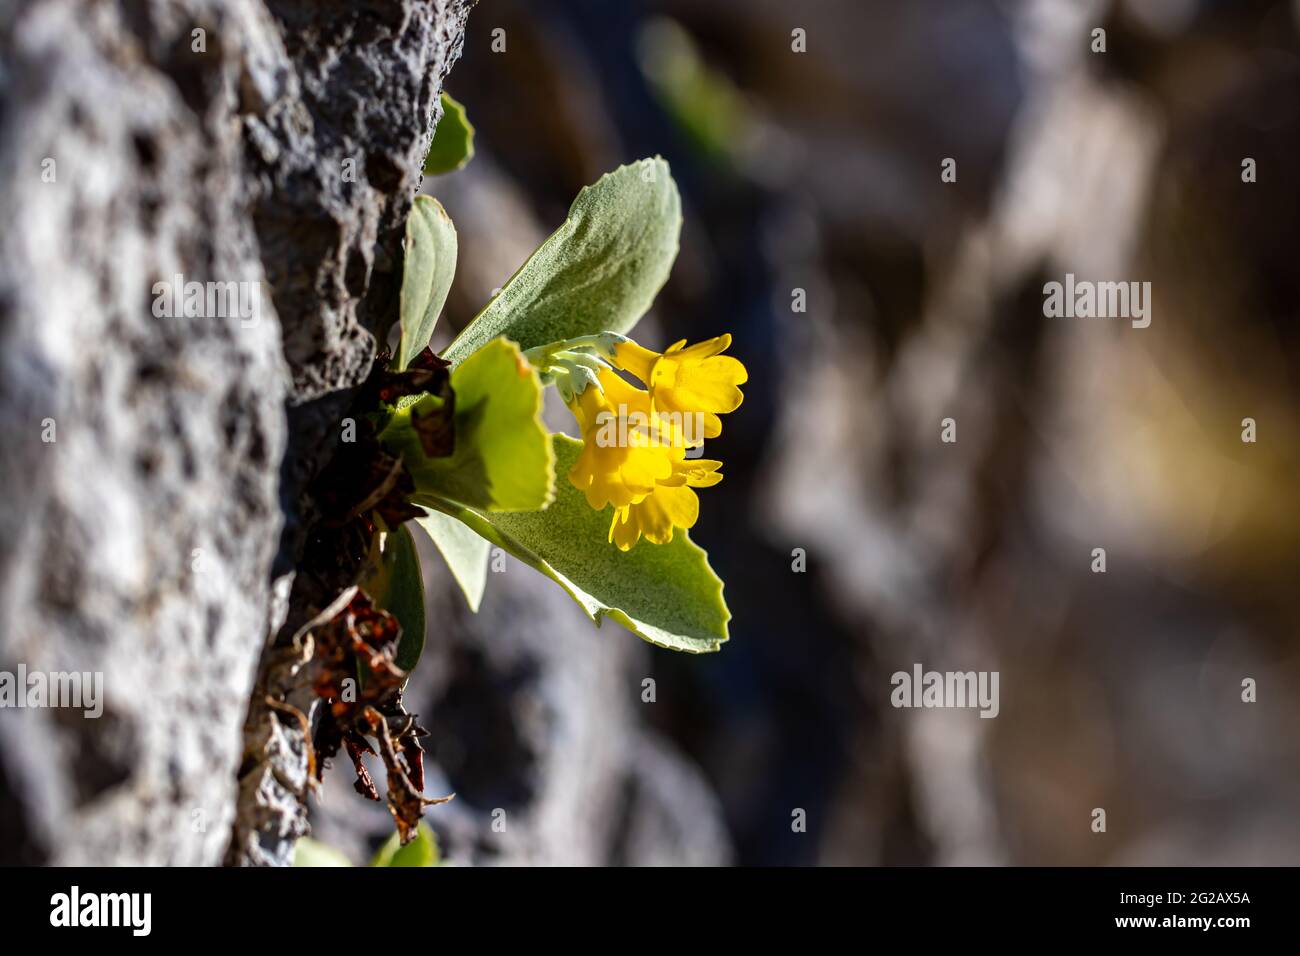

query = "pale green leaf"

[425,435,729,653]
[293,838,352,867]
[423,92,475,175]
[414,508,490,612]
[370,821,440,867]
[370,524,426,673]
[396,196,458,370]
[384,338,554,512]
[442,157,681,366]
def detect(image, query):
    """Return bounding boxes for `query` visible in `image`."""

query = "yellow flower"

[565,368,678,511]
[608,458,723,550]
[612,334,747,439]
[538,331,747,550]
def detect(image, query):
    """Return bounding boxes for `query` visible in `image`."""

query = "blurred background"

[310,0,1300,866]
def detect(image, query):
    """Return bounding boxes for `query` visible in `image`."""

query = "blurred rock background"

[309,0,1300,866]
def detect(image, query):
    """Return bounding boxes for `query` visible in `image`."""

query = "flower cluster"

[527,333,747,550]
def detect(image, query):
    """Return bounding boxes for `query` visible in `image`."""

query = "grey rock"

[0,0,471,866]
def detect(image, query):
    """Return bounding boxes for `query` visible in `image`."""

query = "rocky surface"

[224,0,473,866]
[0,0,471,866]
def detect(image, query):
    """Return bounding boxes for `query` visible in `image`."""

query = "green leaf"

[370,524,426,673]
[423,92,475,176]
[293,838,353,867]
[396,196,458,371]
[370,821,440,867]
[425,435,730,653]
[386,338,554,512]
[442,157,682,366]
[414,508,490,612]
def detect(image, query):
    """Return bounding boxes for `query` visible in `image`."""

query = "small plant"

[309,98,746,844]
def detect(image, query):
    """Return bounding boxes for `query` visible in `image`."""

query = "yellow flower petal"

[608,482,700,551]
[678,458,724,488]
[566,373,674,510]
[666,333,729,360]
[652,355,746,415]
[608,506,639,550]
